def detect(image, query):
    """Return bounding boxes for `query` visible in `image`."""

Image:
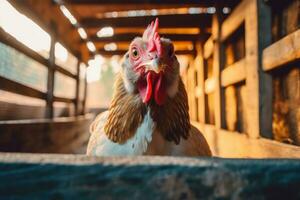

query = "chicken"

[87,18,211,156]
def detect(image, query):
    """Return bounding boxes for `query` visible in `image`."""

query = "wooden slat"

[193,122,300,158]
[203,36,214,59]
[55,65,77,79]
[220,0,248,41]
[96,49,196,56]
[0,28,48,66]
[244,0,272,139]
[66,0,221,6]
[262,29,300,71]
[81,14,212,28]
[75,60,81,116]
[0,76,46,100]
[212,10,225,129]
[46,23,56,119]
[0,28,77,79]
[204,78,215,94]
[221,59,246,87]
[53,96,76,103]
[89,33,209,43]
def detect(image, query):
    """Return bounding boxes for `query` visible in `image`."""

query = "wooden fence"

[183,0,300,158]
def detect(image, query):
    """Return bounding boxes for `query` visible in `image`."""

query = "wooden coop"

[0,0,299,198]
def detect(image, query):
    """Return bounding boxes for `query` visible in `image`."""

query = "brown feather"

[104,74,147,143]
[149,78,190,144]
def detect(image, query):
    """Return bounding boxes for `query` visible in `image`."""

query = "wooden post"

[82,70,88,115]
[245,0,272,138]
[45,22,56,119]
[75,58,81,116]
[194,42,206,123]
[212,8,225,129]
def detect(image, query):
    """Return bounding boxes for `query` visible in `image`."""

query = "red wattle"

[137,73,153,103]
[137,72,166,105]
[154,73,166,105]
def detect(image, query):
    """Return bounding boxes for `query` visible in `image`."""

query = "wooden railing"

[183,0,300,158]
[0,27,87,118]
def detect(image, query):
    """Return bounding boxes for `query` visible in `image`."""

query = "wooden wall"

[183,0,300,158]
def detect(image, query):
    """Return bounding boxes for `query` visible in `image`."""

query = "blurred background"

[0,0,299,157]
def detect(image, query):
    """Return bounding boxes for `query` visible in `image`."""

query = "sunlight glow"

[86,55,105,83]
[55,43,68,63]
[0,0,51,57]
[104,43,117,51]
[60,5,77,25]
[97,27,114,38]
[77,27,87,39]
[86,41,96,52]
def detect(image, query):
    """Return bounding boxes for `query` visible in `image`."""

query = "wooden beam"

[81,14,212,28]
[262,29,300,71]
[66,0,218,6]
[220,0,248,41]
[0,76,46,100]
[89,33,209,43]
[221,59,246,87]
[96,49,196,56]
[203,36,214,59]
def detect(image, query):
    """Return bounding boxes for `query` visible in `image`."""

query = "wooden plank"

[54,65,77,79]
[0,28,77,79]
[0,114,94,153]
[9,0,82,61]
[244,0,273,139]
[66,0,221,6]
[0,28,48,66]
[0,153,299,199]
[221,59,246,87]
[46,23,56,119]
[203,36,214,59]
[262,29,300,71]
[193,121,300,158]
[53,96,75,103]
[194,43,206,123]
[204,78,215,94]
[82,73,87,115]
[212,10,225,129]
[96,49,196,56]
[81,14,212,28]
[89,33,209,43]
[0,76,46,100]
[221,0,248,41]
[75,60,81,116]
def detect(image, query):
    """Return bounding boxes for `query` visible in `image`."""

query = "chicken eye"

[131,47,139,59]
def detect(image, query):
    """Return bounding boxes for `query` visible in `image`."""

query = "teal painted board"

[0,155,299,199]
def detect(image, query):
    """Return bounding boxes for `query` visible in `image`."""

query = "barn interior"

[0,0,299,198]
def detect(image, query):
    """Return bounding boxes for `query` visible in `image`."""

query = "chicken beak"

[143,59,165,73]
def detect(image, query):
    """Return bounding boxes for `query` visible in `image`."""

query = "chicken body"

[87,18,211,157]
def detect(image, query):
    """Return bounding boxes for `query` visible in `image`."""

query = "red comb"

[142,18,162,57]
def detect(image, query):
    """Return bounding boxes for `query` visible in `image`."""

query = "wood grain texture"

[263,29,300,71]
[221,59,246,87]
[0,114,94,153]
[0,153,299,199]
[221,0,248,41]
[193,121,300,158]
